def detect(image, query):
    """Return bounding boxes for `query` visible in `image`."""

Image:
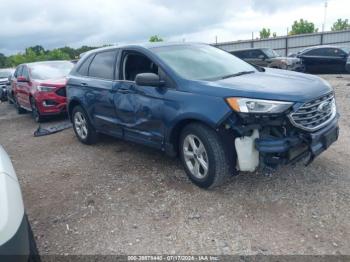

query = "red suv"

[12,61,74,122]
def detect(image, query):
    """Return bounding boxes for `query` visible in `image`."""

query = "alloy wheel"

[30,99,40,122]
[183,134,209,179]
[74,112,88,140]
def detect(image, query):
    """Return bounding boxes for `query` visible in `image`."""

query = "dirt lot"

[0,74,350,256]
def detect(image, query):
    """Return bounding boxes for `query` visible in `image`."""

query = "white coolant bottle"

[235,129,260,172]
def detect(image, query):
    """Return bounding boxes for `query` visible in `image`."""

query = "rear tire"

[179,123,232,188]
[72,105,98,145]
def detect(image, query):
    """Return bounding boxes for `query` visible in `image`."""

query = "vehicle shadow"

[95,132,342,202]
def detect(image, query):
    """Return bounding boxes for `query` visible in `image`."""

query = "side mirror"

[17,76,29,82]
[135,73,165,87]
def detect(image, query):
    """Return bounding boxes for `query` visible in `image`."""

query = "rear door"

[14,65,31,109]
[19,66,31,108]
[82,49,122,136]
[12,66,22,102]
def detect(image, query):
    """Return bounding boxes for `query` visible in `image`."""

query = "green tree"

[28,45,45,56]
[58,46,78,59]
[289,19,318,35]
[45,49,70,60]
[0,45,102,68]
[273,32,277,37]
[259,28,271,39]
[331,18,350,31]
[149,35,163,42]
[0,53,11,68]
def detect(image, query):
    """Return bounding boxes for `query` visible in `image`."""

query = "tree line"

[0,45,100,68]
[259,18,350,39]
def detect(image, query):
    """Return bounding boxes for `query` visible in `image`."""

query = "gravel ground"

[0,74,349,256]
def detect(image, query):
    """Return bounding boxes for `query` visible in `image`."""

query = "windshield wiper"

[220,70,255,79]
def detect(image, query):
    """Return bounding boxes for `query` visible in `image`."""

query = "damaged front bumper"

[224,110,339,171]
[255,114,339,167]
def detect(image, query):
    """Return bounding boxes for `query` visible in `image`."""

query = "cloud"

[0,0,347,55]
[251,0,321,14]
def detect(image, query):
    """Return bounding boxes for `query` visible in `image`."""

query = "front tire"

[72,105,98,144]
[14,95,26,114]
[30,97,44,123]
[179,123,232,188]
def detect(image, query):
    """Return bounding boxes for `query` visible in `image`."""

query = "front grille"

[55,87,66,97]
[289,92,336,131]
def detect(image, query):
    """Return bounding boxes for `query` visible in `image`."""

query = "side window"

[232,51,246,59]
[88,50,118,79]
[305,48,324,56]
[122,52,159,81]
[250,49,265,58]
[324,48,345,57]
[22,66,29,79]
[14,66,22,78]
[77,54,94,76]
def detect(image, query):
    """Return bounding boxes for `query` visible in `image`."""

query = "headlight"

[37,86,55,92]
[281,59,293,66]
[226,97,294,113]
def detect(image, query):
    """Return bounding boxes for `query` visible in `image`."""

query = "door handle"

[118,87,129,94]
[80,82,88,87]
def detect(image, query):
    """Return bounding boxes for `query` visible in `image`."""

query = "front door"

[115,51,167,148]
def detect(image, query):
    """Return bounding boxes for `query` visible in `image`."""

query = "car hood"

[0,78,8,83]
[188,68,332,103]
[35,78,66,87]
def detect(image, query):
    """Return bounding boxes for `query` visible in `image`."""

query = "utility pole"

[215,35,218,44]
[322,0,328,32]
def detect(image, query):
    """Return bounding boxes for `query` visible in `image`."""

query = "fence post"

[285,35,289,56]
[320,32,324,45]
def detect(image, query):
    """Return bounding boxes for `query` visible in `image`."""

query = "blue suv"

[66,43,339,188]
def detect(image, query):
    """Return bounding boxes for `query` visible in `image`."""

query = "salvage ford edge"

[66,43,339,188]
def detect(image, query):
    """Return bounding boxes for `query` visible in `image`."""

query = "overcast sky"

[0,0,349,55]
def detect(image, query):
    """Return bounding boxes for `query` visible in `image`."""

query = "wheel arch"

[166,116,217,156]
[68,99,83,120]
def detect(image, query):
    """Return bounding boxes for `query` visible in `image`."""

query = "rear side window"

[77,54,94,76]
[88,50,118,79]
